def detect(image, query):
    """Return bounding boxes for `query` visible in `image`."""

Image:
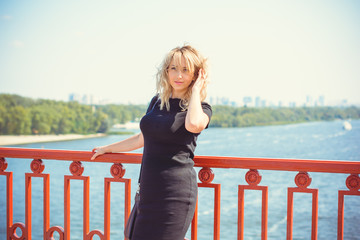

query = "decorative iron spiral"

[294,171,311,188]
[30,159,45,174]
[0,157,8,172]
[245,169,262,186]
[9,222,26,240]
[87,230,105,239]
[69,161,84,176]
[110,163,125,179]
[198,167,214,183]
[45,226,64,240]
[346,174,360,191]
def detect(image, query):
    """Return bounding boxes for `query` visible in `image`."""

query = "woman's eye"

[183,68,188,72]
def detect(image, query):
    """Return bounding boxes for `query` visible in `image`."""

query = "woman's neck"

[171,90,185,99]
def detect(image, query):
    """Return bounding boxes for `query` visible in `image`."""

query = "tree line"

[0,94,146,135]
[0,94,359,135]
[210,105,360,127]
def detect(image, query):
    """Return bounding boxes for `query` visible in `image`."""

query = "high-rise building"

[255,97,261,107]
[69,93,81,102]
[289,102,296,107]
[318,95,325,106]
[306,95,313,107]
[243,96,252,107]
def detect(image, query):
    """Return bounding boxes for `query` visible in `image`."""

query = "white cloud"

[11,40,25,48]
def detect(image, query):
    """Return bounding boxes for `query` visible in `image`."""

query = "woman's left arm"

[185,69,210,133]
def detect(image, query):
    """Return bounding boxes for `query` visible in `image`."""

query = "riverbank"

[0,133,106,146]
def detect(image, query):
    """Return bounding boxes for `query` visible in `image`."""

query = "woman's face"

[167,56,195,98]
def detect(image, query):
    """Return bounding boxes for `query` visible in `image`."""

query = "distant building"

[220,97,230,105]
[243,96,252,107]
[318,95,325,106]
[208,95,333,108]
[255,97,261,107]
[69,93,104,105]
[209,96,238,106]
[82,95,89,104]
[289,102,296,107]
[69,93,81,102]
[260,100,267,107]
[340,99,348,107]
[306,95,313,107]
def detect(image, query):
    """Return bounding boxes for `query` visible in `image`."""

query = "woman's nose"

[177,71,183,78]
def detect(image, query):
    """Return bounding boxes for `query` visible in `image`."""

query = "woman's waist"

[139,167,197,195]
[140,164,196,181]
[143,144,195,160]
[142,151,194,165]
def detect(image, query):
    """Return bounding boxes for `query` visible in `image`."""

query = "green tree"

[6,106,31,134]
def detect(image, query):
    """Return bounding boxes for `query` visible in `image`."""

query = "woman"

[91,45,212,240]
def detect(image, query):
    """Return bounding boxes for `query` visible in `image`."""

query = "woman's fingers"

[91,152,100,160]
[198,68,204,80]
[91,153,97,160]
[195,69,206,86]
[203,70,208,80]
[91,147,103,160]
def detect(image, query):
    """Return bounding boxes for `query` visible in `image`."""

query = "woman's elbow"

[136,132,145,148]
[186,123,203,133]
[185,119,208,133]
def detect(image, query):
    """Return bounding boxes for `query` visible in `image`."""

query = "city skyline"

[1,1,359,106]
[66,92,350,108]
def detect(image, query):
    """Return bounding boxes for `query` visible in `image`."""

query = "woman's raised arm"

[185,69,210,133]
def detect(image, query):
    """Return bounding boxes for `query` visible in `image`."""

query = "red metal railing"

[0,147,359,240]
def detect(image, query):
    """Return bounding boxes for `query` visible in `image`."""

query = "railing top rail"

[0,147,359,174]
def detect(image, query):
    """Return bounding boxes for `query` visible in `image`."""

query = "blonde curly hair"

[156,45,208,111]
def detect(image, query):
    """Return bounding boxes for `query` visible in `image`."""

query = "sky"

[1,0,359,106]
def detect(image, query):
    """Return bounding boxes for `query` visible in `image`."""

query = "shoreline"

[0,133,107,146]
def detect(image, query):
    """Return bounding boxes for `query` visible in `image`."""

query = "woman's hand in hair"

[192,68,207,94]
[186,68,209,133]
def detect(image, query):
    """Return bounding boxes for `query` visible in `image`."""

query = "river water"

[1,120,359,239]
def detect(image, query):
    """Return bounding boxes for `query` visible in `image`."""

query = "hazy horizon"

[1,0,359,106]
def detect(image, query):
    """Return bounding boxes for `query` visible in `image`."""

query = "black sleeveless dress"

[132,96,212,240]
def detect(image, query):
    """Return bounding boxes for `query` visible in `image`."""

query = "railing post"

[286,188,293,240]
[25,171,32,239]
[238,169,268,240]
[193,167,221,240]
[64,161,88,240]
[191,199,198,240]
[287,171,318,240]
[103,163,131,240]
[0,157,13,240]
[337,174,360,240]
[24,159,48,239]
